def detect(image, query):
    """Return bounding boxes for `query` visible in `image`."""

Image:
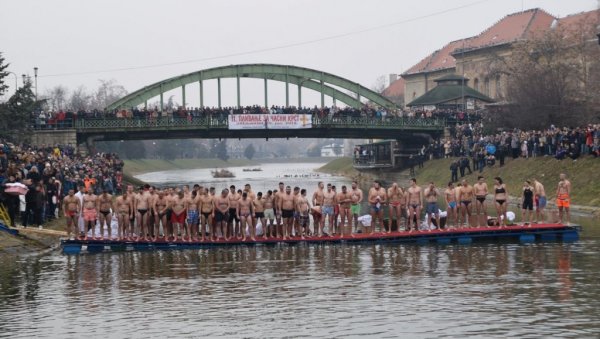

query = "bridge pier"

[30,129,77,148]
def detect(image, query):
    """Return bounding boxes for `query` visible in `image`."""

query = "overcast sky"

[1,0,597,108]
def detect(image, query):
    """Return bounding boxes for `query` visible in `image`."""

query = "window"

[484,78,490,96]
[495,75,501,97]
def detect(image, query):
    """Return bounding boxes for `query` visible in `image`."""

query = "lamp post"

[33,67,38,100]
[7,71,18,93]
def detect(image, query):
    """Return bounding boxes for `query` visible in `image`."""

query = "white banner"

[228,114,312,130]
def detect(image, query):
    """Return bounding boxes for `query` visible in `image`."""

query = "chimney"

[389,74,398,85]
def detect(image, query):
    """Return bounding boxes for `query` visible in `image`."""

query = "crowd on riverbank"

[414,123,600,181]
[0,138,124,228]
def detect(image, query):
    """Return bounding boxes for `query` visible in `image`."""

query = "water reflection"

[1,236,600,337]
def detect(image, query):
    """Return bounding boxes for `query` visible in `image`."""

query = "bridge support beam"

[182,84,186,109]
[217,78,221,108]
[264,78,268,108]
[298,84,302,108]
[199,80,203,108]
[320,79,324,108]
[285,71,289,107]
[160,85,164,112]
[236,75,241,109]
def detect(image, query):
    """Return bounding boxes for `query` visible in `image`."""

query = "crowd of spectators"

[0,138,124,228]
[32,106,482,129]
[416,123,600,182]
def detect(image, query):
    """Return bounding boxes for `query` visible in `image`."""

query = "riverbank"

[318,156,600,213]
[0,217,65,256]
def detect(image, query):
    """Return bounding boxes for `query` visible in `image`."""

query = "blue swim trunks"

[187,209,199,224]
[449,201,457,209]
[538,196,547,208]
[322,206,334,216]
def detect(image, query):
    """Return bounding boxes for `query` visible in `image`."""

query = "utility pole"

[33,67,38,101]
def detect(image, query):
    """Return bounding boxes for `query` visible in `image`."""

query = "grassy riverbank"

[319,156,600,209]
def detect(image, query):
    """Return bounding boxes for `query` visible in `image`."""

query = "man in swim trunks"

[336,185,352,237]
[199,188,214,242]
[312,181,325,236]
[228,185,241,239]
[114,191,133,240]
[556,174,571,224]
[388,182,406,232]
[82,189,98,240]
[125,185,135,233]
[532,177,546,223]
[292,186,301,236]
[262,190,275,238]
[279,186,296,239]
[473,176,488,227]
[253,192,266,239]
[63,189,81,240]
[244,183,256,201]
[445,182,458,229]
[153,190,169,240]
[322,184,337,236]
[274,182,285,237]
[186,190,200,241]
[424,182,440,231]
[213,189,230,240]
[350,181,363,233]
[134,185,152,241]
[459,179,474,228]
[170,191,187,242]
[296,189,311,238]
[237,192,254,241]
[368,180,387,234]
[406,178,422,232]
[97,189,113,240]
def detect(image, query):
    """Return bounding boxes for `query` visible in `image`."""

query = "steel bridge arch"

[107,64,396,111]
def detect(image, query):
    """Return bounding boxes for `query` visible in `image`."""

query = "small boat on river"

[211,169,235,178]
[242,168,263,172]
[61,223,580,255]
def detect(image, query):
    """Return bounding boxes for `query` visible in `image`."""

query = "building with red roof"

[384,8,599,108]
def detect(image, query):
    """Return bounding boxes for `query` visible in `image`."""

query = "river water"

[1,161,599,338]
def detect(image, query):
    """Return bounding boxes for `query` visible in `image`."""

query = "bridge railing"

[69,116,446,130]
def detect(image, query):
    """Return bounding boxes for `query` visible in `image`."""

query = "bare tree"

[69,85,92,111]
[496,14,600,129]
[45,85,68,111]
[91,79,128,109]
[371,75,387,94]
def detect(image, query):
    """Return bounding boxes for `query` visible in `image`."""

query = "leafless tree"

[45,85,68,111]
[496,13,600,129]
[69,85,92,111]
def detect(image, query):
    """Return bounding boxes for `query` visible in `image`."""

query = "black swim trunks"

[282,209,294,219]
[228,208,239,222]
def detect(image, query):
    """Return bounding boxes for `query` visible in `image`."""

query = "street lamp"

[7,71,18,93]
[33,67,38,100]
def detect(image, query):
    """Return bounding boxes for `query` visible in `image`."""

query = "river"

[1,161,599,338]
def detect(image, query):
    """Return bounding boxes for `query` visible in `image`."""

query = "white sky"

[1,0,597,108]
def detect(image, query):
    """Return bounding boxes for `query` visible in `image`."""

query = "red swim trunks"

[171,211,186,224]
